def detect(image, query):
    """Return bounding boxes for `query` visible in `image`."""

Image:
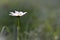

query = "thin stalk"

[17,17,20,40]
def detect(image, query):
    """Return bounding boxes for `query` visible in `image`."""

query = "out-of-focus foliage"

[0,0,60,40]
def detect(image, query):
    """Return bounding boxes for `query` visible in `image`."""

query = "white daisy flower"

[9,10,27,16]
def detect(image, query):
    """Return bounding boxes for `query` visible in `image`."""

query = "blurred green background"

[0,0,60,40]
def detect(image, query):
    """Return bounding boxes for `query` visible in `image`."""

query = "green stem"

[17,17,20,40]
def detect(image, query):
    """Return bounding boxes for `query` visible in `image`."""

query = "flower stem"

[17,17,20,40]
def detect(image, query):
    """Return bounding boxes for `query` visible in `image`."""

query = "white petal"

[19,12,27,16]
[15,10,19,13]
[9,14,12,15]
[10,12,14,14]
[19,11,23,14]
[24,12,27,13]
[19,13,25,16]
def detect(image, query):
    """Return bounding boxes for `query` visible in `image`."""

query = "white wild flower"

[9,10,27,16]
[55,35,58,40]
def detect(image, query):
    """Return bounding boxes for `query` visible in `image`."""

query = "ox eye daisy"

[9,10,27,40]
[9,10,27,16]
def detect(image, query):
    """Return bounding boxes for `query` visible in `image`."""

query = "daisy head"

[9,10,27,16]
